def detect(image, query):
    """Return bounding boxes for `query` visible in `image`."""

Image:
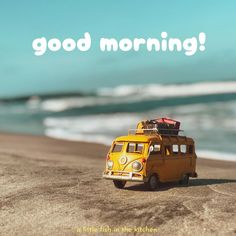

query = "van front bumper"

[103,170,145,182]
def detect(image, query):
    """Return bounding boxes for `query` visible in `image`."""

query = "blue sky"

[0,1,236,98]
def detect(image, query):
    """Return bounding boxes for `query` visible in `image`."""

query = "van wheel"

[145,175,159,191]
[179,174,189,185]
[113,180,126,189]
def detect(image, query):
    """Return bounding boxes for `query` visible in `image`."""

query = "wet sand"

[0,133,235,235]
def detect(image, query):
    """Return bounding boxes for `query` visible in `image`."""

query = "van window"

[112,143,123,153]
[180,145,187,154]
[165,145,171,156]
[189,145,194,154]
[172,145,179,154]
[127,143,144,153]
[137,143,144,152]
[154,144,161,153]
[150,144,161,155]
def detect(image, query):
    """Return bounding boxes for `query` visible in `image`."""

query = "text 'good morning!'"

[32,32,206,56]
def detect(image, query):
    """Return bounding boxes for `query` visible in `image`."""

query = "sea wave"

[45,128,113,145]
[97,81,236,97]
[44,129,236,162]
[40,81,236,112]
[43,101,236,161]
[196,150,236,162]
[44,113,141,145]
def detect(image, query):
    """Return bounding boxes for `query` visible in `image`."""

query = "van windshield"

[112,142,124,153]
[127,143,144,154]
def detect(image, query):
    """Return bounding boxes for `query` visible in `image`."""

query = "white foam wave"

[40,81,236,112]
[44,113,142,145]
[45,128,113,145]
[197,150,236,162]
[98,81,236,97]
[41,96,113,112]
[43,101,236,161]
[45,129,236,162]
[44,113,141,132]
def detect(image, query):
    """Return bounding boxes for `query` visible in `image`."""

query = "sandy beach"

[0,133,235,235]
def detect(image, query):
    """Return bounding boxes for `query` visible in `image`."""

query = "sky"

[0,1,236,98]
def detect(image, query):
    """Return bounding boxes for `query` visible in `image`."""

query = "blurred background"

[0,1,236,160]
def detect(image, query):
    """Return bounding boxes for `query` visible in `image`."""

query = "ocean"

[0,81,236,161]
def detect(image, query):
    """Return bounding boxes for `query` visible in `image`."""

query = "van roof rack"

[128,128,184,136]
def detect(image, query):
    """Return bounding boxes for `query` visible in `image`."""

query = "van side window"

[172,144,179,155]
[165,145,171,156]
[180,145,187,154]
[154,144,161,153]
[150,144,161,155]
[189,145,194,154]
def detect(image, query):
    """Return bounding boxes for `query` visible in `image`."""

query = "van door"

[146,143,165,180]
[163,144,181,181]
[180,143,193,174]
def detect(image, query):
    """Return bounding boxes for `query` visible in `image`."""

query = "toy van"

[103,117,197,190]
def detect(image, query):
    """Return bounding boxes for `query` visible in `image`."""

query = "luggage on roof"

[136,117,181,135]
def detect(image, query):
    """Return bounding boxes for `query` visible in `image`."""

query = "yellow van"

[103,119,197,190]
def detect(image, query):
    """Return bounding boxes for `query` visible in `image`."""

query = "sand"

[0,133,235,236]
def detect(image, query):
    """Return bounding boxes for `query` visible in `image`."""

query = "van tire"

[145,175,159,191]
[179,174,189,185]
[113,180,126,189]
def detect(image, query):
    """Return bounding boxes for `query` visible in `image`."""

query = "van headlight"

[107,160,114,170]
[132,161,142,172]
